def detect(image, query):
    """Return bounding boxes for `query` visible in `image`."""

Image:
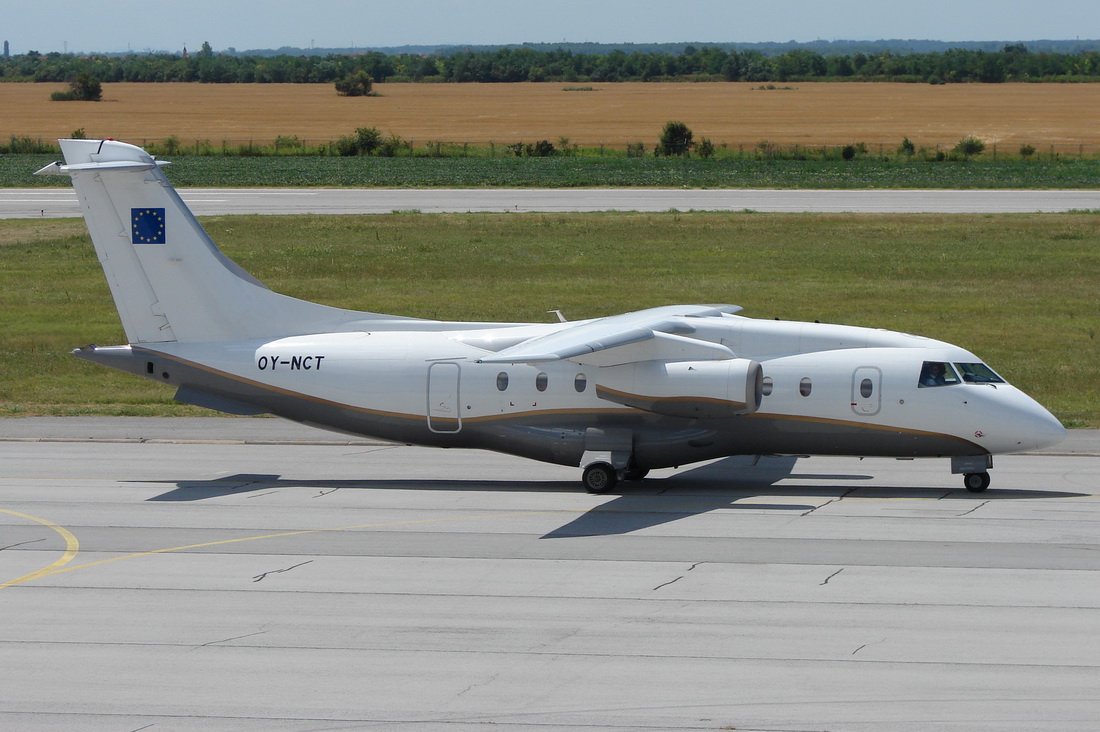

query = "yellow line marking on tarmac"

[0,509,81,589]
[0,509,563,588]
[4,484,1040,589]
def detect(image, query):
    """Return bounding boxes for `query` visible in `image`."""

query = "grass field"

[3,81,1100,153]
[5,154,1100,189]
[1,212,1096,426]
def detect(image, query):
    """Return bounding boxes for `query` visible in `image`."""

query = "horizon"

[5,0,1100,57]
[4,37,1100,58]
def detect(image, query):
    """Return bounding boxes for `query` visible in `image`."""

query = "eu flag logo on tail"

[131,208,166,244]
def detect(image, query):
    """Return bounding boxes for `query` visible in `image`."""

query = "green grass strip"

[3,154,1100,189]
[1,211,1096,425]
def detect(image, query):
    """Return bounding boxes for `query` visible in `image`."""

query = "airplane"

[36,138,1066,494]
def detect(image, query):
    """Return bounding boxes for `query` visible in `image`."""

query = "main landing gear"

[964,472,991,492]
[581,463,650,494]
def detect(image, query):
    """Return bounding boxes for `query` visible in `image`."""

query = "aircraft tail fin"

[38,139,404,343]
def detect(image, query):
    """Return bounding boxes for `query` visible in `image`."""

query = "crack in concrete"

[252,560,313,583]
[801,488,855,516]
[956,500,990,517]
[820,568,845,586]
[652,575,683,591]
[0,537,46,551]
[456,670,502,698]
[852,637,887,655]
[313,488,339,498]
[653,561,704,591]
[195,628,269,649]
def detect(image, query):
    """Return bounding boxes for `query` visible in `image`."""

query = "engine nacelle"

[595,358,763,418]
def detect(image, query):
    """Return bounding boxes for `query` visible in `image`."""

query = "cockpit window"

[955,362,1006,384]
[918,361,960,388]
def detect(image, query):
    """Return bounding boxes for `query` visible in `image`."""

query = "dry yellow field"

[2,81,1099,151]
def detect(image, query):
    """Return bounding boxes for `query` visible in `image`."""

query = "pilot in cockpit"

[920,361,948,387]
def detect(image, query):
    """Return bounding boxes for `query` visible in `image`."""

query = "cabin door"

[427,362,462,433]
[851,367,881,416]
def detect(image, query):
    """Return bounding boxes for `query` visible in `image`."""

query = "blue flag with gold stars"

[131,208,166,244]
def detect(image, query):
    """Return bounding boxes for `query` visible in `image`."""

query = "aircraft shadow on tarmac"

[145,456,807,502]
[142,455,1085,537]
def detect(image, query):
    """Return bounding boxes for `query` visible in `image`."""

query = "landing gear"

[624,467,650,481]
[964,472,991,492]
[582,462,618,494]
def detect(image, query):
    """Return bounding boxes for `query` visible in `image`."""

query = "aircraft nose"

[1034,408,1067,450]
[1008,390,1065,451]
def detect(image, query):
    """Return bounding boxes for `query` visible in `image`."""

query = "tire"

[582,463,617,494]
[964,472,991,492]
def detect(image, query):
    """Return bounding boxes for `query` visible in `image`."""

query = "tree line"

[3,42,1099,84]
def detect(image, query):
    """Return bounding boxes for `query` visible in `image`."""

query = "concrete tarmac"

[3,187,1100,218]
[2,418,1099,731]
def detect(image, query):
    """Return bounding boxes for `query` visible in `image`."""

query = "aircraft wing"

[476,304,741,366]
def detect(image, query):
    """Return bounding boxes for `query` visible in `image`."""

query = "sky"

[5,0,1100,55]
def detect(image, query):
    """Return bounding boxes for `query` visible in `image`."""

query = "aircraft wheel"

[964,472,991,492]
[624,467,650,481]
[582,463,617,494]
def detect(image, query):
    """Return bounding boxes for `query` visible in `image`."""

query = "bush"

[508,140,556,157]
[696,137,716,159]
[274,135,303,151]
[625,141,646,158]
[335,70,373,97]
[657,121,694,156]
[1019,144,1037,158]
[2,135,54,154]
[378,133,411,157]
[953,136,986,157]
[344,127,382,155]
[836,142,869,161]
[50,73,102,102]
[898,137,915,156]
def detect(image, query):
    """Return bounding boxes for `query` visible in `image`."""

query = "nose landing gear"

[952,455,993,493]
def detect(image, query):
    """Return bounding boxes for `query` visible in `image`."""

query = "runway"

[3,187,1100,218]
[2,418,1099,730]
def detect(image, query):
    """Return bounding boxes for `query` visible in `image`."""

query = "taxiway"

[2,187,1100,218]
[2,419,1098,730]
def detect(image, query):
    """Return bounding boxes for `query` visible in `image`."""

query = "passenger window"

[574,373,587,393]
[799,377,812,397]
[535,372,548,392]
[860,378,874,398]
[955,362,1006,384]
[918,361,960,388]
[496,372,509,391]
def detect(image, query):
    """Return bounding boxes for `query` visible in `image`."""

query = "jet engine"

[595,358,763,418]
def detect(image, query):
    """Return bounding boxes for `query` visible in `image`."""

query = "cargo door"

[427,362,462,433]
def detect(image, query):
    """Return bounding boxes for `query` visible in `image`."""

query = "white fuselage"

[129,315,1064,470]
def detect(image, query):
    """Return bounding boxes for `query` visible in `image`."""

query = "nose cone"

[1033,407,1067,450]
[994,387,1066,452]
